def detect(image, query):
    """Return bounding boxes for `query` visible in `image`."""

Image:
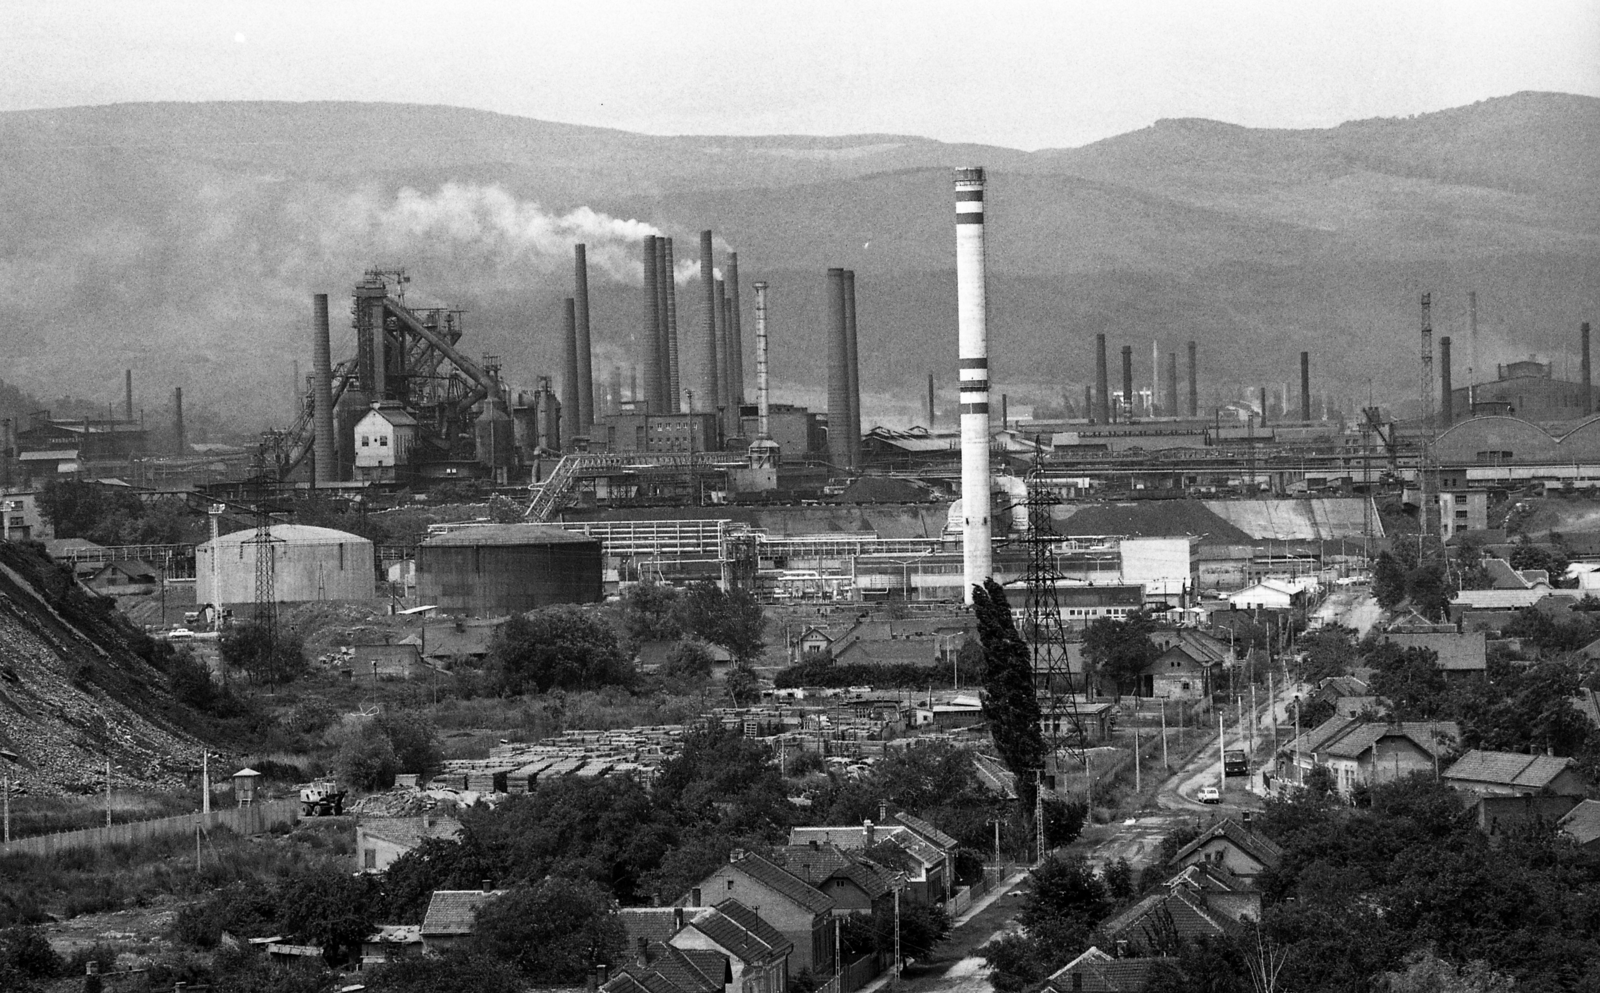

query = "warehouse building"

[197,524,376,604]
[416,524,603,616]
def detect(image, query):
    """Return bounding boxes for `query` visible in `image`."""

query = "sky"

[6,0,1599,150]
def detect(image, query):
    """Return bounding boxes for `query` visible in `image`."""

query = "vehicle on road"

[1224,749,1248,776]
[1198,786,1222,804]
[299,779,347,816]
[167,628,194,642]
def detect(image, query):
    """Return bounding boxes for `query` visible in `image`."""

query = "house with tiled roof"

[356,814,462,872]
[1162,860,1261,923]
[1443,749,1587,798]
[893,811,959,861]
[775,842,895,914]
[1377,631,1488,681]
[786,820,949,905]
[606,939,729,993]
[619,907,690,949]
[1276,716,1460,796]
[420,886,506,952]
[1095,888,1240,953]
[1558,799,1600,851]
[680,852,836,975]
[1044,946,1168,993]
[672,900,793,993]
[1171,818,1282,886]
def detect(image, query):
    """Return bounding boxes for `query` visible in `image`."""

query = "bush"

[470,878,626,983]
[334,719,400,791]
[0,925,63,979]
[663,640,715,680]
[487,606,635,695]
[220,621,308,686]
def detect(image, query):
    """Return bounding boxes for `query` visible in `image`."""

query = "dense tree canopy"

[973,580,1045,808]
[470,878,626,984]
[488,606,635,694]
[1083,611,1161,700]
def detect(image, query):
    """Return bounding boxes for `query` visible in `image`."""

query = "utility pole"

[105,757,112,828]
[1161,700,1168,769]
[1134,724,1141,792]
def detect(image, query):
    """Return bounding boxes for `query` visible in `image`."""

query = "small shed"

[232,767,262,806]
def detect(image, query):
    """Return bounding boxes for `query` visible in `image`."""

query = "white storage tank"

[197,524,375,605]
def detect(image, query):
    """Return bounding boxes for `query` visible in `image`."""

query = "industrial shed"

[197,524,376,604]
[416,524,603,616]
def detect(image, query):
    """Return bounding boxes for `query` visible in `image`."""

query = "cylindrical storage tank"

[196,525,376,605]
[416,524,603,617]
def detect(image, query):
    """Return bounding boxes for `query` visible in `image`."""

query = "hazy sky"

[6,0,1600,149]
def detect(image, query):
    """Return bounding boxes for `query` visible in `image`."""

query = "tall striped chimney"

[1166,352,1178,419]
[826,268,851,467]
[954,167,991,602]
[173,387,186,456]
[1095,334,1110,424]
[642,236,662,414]
[749,281,779,469]
[573,245,595,433]
[727,251,745,407]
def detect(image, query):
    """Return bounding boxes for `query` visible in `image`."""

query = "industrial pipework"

[954,166,991,602]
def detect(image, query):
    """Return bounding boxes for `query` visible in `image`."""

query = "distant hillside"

[0,543,204,794]
[0,93,1595,431]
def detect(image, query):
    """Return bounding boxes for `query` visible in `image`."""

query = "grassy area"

[6,788,208,838]
[0,817,352,926]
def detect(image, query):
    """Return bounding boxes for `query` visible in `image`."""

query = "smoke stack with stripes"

[954,167,991,602]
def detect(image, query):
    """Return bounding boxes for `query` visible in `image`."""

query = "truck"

[1223,749,1248,777]
[299,779,347,816]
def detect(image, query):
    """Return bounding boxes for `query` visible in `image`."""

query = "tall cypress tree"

[974,580,1046,807]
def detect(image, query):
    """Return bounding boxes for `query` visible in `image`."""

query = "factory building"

[197,524,376,605]
[416,524,603,617]
[737,404,826,462]
[1450,359,1600,423]
[353,403,419,482]
[598,411,721,454]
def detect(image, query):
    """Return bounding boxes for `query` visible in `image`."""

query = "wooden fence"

[1,799,299,857]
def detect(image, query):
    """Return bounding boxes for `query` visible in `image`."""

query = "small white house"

[355,403,418,480]
[1227,580,1301,610]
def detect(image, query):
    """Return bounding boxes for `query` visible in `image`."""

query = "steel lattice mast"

[1021,445,1088,778]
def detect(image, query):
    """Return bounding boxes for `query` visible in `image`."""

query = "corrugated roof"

[777,844,892,898]
[729,853,836,915]
[1202,498,1380,541]
[686,902,789,965]
[421,523,600,547]
[421,889,504,935]
[1047,947,1166,993]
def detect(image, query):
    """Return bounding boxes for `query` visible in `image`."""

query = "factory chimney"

[1120,345,1133,421]
[1582,322,1593,417]
[607,365,623,417]
[1259,386,1268,426]
[954,167,991,602]
[641,236,663,414]
[1468,290,1479,386]
[573,245,595,433]
[1165,353,1178,419]
[124,369,133,422]
[311,293,337,484]
[748,281,779,469]
[843,270,861,465]
[173,387,186,456]
[728,251,745,408]
[1094,334,1110,424]
[655,238,672,409]
[927,372,936,427]
[663,238,681,412]
[1440,336,1453,426]
[699,231,721,431]
[720,283,736,439]
[562,298,580,447]
[1300,352,1311,422]
[826,268,851,467]
[1186,341,1198,417]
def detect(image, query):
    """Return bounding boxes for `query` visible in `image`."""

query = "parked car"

[1197,786,1222,804]
[167,628,194,642]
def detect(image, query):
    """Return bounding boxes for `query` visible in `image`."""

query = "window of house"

[364,849,377,869]
[379,436,388,446]
[360,436,369,447]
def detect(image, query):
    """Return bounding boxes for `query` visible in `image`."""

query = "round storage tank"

[416,524,602,617]
[197,524,376,605]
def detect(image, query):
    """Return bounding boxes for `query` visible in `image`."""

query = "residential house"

[1094,888,1239,953]
[1162,861,1261,923]
[1443,749,1588,798]
[1227,580,1305,611]
[419,887,505,953]
[355,815,462,872]
[786,821,949,906]
[360,924,423,970]
[607,939,728,993]
[1170,818,1282,887]
[892,812,960,873]
[672,900,794,993]
[1044,946,1164,993]
[681,852,836,974]
[1277,717,1460,796]
[1146,644,1211,699]
[791,627,833,663]
[1558,799,1600,851]
[85,559,158,595]
[774,842,894,914]
[1377,632,1488,682]
[619,907,690,949]
[354,402,419,481]
[1470,794,1582,840]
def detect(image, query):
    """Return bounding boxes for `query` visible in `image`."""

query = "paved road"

[1316,588,1381,635]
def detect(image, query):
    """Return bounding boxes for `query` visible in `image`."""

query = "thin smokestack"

[928,372,936,427]
[1440,336,1453,426]
[1121,345,1133,421]
[1582,322,1593,418]
[655,236,672,409]
[173,387,186,456]
[826,267,850,467]
[1300,352,1311,422]
[642,236,662,414]
[311,294,337,484]
[719,283,735,439]
[754,282,771,442]
[630,366,638,405]
[1260,386,1268,426]
[1083,384,1092,422]
[124,370,133,422]
[663,238,681,412]
[843,269,861,465]
[1421,293,1434,433]
[608,365,623,417]
[954,167,991,602]
[1166,353,1178,419]
[1468,290,1479,384]
[727,252,745,407]
[1095,334,1110,424]
[1186,341,1198,417]
[699,231,720,425]
[573,245,595,433]
[562,298,579,447]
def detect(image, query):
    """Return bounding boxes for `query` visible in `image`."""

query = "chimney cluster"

[1089,338,1199,421]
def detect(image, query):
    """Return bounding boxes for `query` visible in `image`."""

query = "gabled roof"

[881,829,943,869]
[619,908,685,947]
[893,811,959,851]
[1173,818,1282,869]
[610,943,726,993]
[1047,946,1165,993]
[726,852,836,916]
[684,900,793,965]
[421,889,504,936]
[358,816,462,848]
[776,844,894,898]
[1378,632,1488,671]
[1164,860,1253,895]
[1444,749,1578,789]
[1557,799,1600,846]
[1097,889,1239,946]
